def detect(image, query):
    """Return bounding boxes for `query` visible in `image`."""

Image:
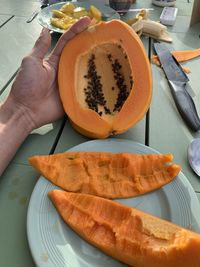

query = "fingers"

[48,16,91,65]
[30,28,51,59]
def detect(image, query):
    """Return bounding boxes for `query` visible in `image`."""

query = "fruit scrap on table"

[49,190,200,267]
[152,47,200,74]
[29,151,181,199]
[50,2,102,30]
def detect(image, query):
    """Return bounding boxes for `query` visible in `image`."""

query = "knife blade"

[153,42,200,131]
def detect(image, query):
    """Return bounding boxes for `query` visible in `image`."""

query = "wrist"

[0,96,35,135]
[0,96,36,175]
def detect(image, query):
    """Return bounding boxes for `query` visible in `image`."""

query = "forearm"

[0,97,34,176]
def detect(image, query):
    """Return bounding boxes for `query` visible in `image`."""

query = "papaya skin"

[29,151,181,199]
[49,190,200,267]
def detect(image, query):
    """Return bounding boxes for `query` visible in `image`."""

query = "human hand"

[7,17,91,130]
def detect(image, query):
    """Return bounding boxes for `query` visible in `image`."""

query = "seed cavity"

[84,54,109,114]
[80,43,134,118]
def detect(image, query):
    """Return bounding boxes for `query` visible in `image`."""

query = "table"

[0,0,199,266]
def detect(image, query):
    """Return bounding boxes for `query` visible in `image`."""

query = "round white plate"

[27,138,200,267]
[38,1,120,33]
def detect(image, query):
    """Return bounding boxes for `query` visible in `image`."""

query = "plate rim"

[27,138,200,267]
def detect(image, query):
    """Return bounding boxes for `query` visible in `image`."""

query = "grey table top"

[0,0,200,266]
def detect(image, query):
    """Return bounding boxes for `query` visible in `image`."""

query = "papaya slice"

[29,152,181,199]
[60,2,76,14]
[88,5,102,22]
[49,190,200,267]
[152,47,200,65]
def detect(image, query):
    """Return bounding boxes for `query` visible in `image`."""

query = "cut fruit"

[58,20,152,138]
[29,151,181,199]
[49,190,200,267]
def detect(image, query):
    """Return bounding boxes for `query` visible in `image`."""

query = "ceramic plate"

[27,138,200,267]
[37,1,120,33]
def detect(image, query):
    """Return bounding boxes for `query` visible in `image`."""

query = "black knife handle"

[169,81,200,131]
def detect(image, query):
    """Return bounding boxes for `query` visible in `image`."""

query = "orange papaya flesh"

[152,48,200,65]
[29,151,181,199]
[49,190,200,267]
[152,48,200,74]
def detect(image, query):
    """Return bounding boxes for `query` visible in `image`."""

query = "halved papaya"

[58,20,152,138]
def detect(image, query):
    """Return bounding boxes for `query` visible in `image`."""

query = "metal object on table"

[153,42,200,132]
[26,0,49,23]
[188,138,200,176]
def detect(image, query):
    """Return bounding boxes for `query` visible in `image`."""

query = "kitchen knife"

[153,42,200,131]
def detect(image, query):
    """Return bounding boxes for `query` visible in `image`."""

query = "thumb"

[30,28,51,59]
[47,16,91,66]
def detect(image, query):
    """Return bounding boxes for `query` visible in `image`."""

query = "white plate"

[27,138,200,267]
[38,1,120,33]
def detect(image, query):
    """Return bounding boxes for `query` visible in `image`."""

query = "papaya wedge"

[49,190,200,267]
[152,47,200,65]
[29,152,181,199]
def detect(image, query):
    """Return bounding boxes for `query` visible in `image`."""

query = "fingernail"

[77,17,91,31]
[41,27,49,35]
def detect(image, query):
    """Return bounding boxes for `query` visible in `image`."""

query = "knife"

[153,42,200,131]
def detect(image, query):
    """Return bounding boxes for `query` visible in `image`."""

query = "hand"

[8,17,91,129]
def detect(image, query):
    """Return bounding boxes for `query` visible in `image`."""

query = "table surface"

[0,0,200,266]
